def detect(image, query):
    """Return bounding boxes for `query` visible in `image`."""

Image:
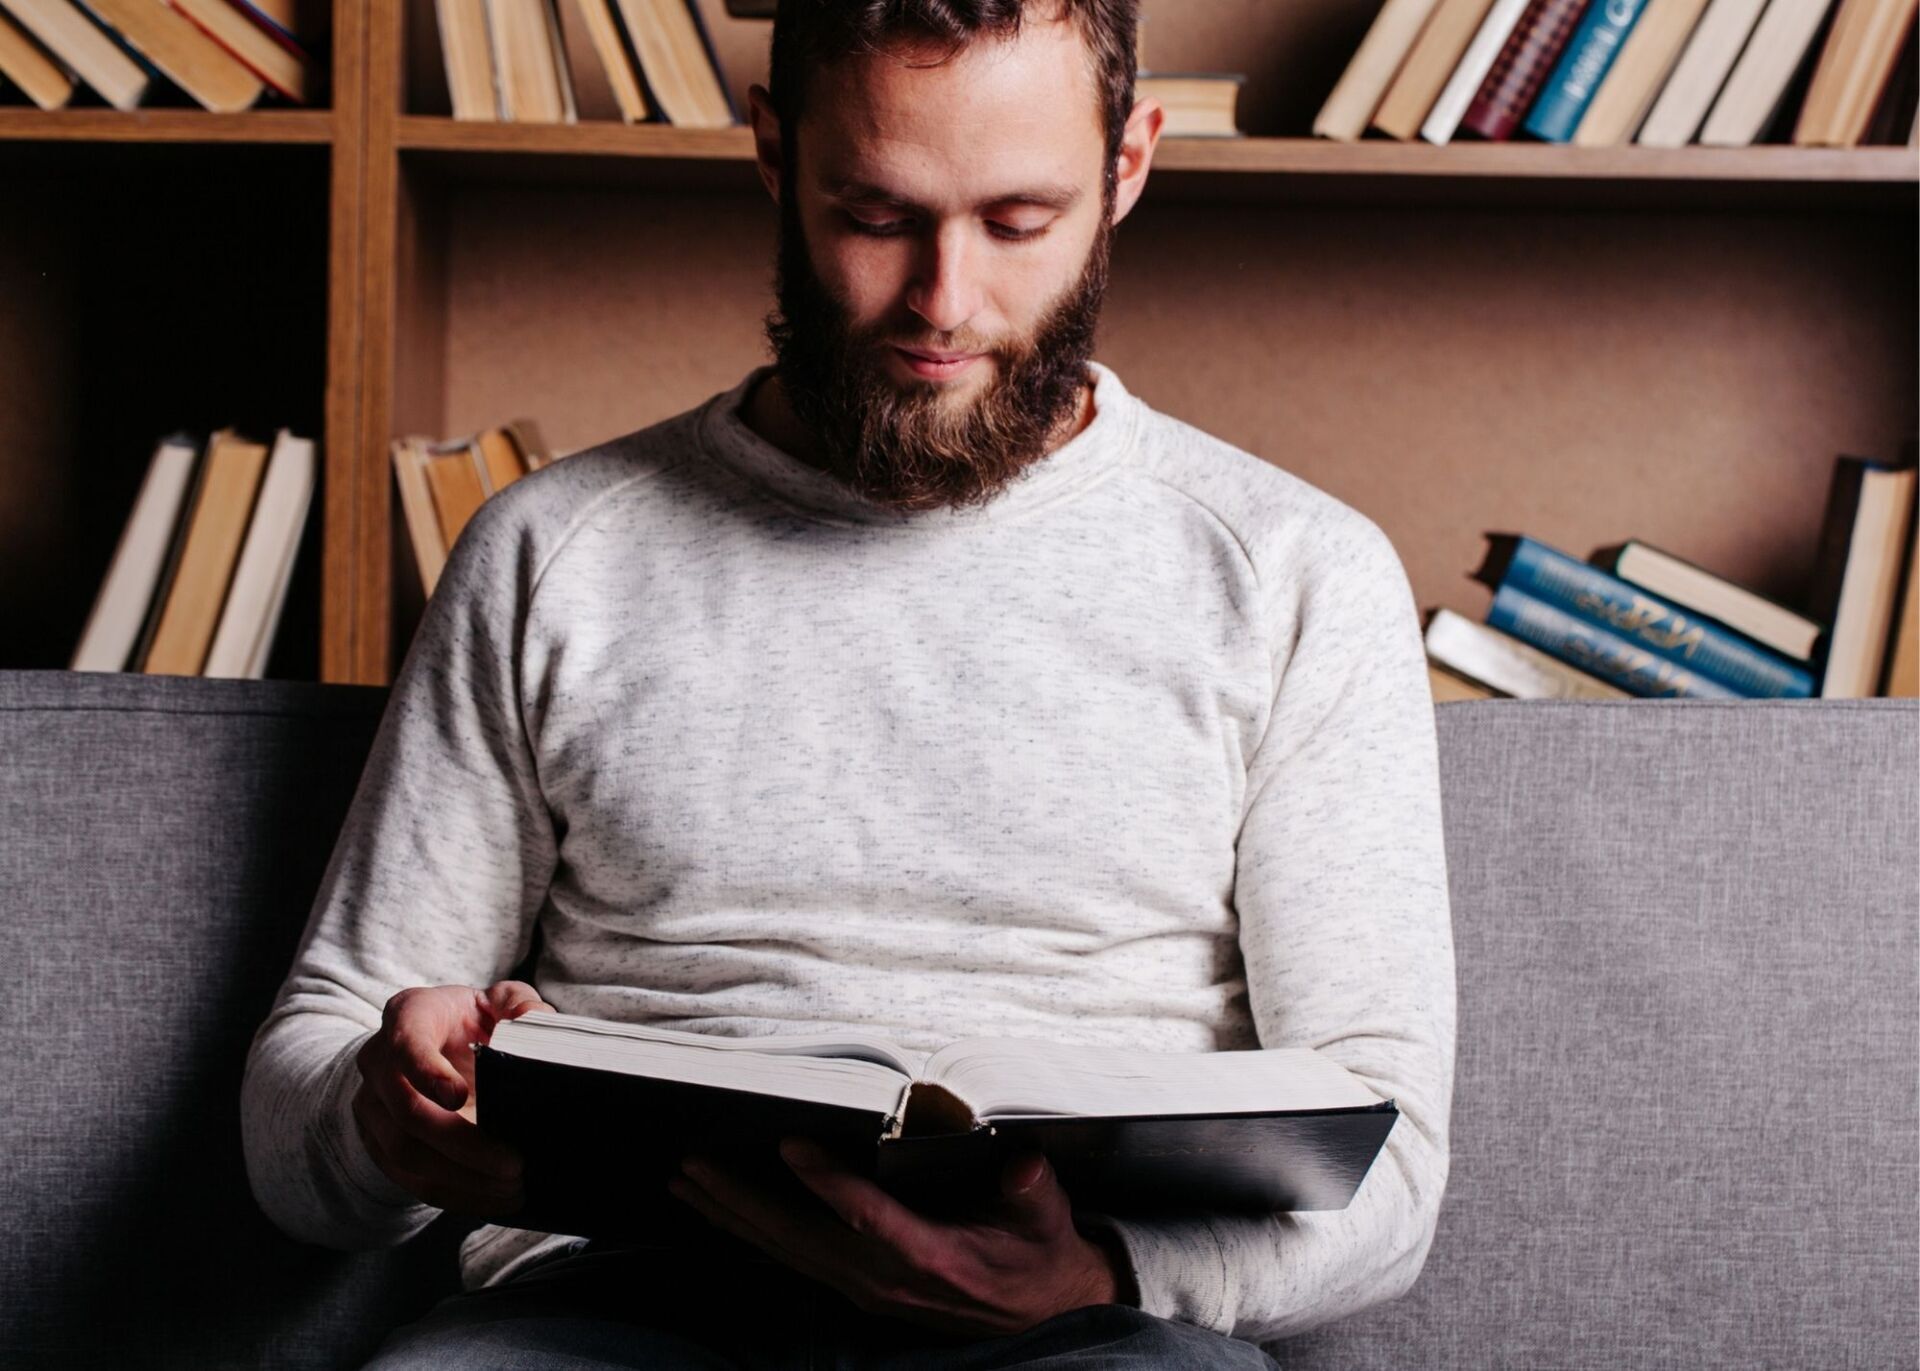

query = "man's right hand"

[352,980,555,1217]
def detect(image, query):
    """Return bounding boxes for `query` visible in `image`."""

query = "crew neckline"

[697,359,1140,529]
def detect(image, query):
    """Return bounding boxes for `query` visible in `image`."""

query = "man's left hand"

[669,1137,1132,1338]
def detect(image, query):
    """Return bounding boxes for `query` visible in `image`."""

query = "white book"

[1636,0,1771,145]
[71,435,199,673]
[204,430,316,680]
[1421,0,1532,143]
[1699,0,1836,145]
[1425,607,1631,700]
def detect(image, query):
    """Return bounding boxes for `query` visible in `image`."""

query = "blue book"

[1487,584,1745,699]
[1523,0,1652,142]
[1474,534,1817,698]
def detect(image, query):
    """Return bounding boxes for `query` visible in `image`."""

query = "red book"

[1459,0,1594,140]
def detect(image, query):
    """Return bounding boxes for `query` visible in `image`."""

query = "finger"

[779,1137,938,1252]
[377,992,480,1111]
[353,1085,524,1216]
[483,980,556,1026]
[363,1065,525,1180]
[984,1150,1073,1238]
[681,1156,859,1269]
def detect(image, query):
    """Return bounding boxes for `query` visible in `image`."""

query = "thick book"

[0,0,148,108]
[1312,0,1444,141]
[1474,533,1816,697]
[1636,0,1771,146]
[1700,0,1839,145]
[203,428,316,680]
[1590,538,1824,661]
[1486,582,1745,697]
[1805,455,1918,697]
[1522,0,1654,142]
[0,3,76,108]
[474,1013,1400,1243]
[1422,0,1531,143]
[1370,0,1500,141]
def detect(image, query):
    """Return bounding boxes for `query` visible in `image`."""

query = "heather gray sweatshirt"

[240,360,1456,1345]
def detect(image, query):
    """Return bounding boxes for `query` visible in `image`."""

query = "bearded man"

[241,2,1456,1367]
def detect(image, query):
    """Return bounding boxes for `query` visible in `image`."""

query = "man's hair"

[768,0,1139,171]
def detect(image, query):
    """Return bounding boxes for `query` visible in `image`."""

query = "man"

[240,1,1457,1366]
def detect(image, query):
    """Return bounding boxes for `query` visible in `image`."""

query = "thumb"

[483,980,556,1028]
[997,1150,1058,1216]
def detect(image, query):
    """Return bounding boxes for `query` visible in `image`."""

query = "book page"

[921,1039,1386,1119]
[487,1012,930,1115]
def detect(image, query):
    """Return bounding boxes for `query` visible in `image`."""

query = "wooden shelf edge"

[0,109,333,145]
[393,116,1919,185]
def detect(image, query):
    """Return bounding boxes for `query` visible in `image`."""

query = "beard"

[762,165,1114,515]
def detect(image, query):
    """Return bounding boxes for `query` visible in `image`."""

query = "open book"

[475,1012,1399,1243]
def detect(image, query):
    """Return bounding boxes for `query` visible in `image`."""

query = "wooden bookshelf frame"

[0,1,1912,684]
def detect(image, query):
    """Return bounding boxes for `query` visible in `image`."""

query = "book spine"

[1496,536,1815,696]
[1524,0,1654,141]
[1488,583,1747,698]
[1460,0,1591,140]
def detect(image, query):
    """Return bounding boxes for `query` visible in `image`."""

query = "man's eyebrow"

[821,177,1083,212]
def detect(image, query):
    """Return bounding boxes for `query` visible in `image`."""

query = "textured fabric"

[0,670,471,1371]
[240,360,1458,1345]
[357,1241,1281,1369]
[1281,698,1920,1369]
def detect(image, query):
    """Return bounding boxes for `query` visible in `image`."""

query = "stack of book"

[1314,0,1918,148]
[0,0,317,110]
[1427,451,1920,701]
[1135,71,1247,137]
[392,419,558,598]
[433,0,737,126]
[71,428,318,679]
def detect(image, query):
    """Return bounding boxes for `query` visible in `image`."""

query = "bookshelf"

[1,0,1913,685]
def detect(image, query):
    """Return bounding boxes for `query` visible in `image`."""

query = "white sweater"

[240,360,1456,1345]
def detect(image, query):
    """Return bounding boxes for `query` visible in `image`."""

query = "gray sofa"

[2,667,1914,1369]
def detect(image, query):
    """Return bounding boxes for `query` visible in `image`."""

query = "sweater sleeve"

[240,494,561,1249]
[1079,513,1457,1342]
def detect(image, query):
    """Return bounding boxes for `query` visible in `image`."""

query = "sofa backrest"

[1,671,1914,1368]
[1288,697,1918,1369]
[0,670,468,1371]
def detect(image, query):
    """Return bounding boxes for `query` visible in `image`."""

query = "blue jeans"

[360,1239,1279,1369]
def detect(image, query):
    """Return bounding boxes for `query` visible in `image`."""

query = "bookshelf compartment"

[0,142,331,678]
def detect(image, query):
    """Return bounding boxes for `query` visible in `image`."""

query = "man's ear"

[747,83,783,205]
[1110,96,1164,226]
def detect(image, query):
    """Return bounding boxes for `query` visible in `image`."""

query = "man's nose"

[904,223,984,336]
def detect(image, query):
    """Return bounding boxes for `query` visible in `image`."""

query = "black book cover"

[475,1046,1399,1243]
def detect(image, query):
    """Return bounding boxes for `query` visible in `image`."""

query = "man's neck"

[741,369,1097,480]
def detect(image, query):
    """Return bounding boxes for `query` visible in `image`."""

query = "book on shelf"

[0,2,74,109]
[1804,455,1918,697]
[473,1010,1400,1243]
[0,0,149,109]
[1474,532,1819,697]
[1484,578,1750,697]
[1315,0,1914,146]
[1135,72,1244,137]
[1588,539,1824,661]
[202,429,315,679]
[434,0,497,120]
[70,0,263,112]
[1425,604,1631,700]
[392,418,557,596]
[71,434,200,674]
[485,0,575,124]
[165,0,313,104]
[141,428,270,676]
[1882,511,1919,695]
[612,0,737,128]
[554,0,652,123]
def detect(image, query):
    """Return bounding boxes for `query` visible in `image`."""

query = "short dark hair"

[768,0,1139,173]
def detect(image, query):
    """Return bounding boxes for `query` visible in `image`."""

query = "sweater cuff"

[1073,1212,1235,1336]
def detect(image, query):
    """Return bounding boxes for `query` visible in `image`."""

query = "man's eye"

[989,223,1049,242]
[844,214,912,237]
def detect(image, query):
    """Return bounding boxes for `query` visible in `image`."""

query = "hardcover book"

[475,1013,1399,1243]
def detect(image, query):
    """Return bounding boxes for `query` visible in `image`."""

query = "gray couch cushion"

[1284,698,1919,1369]
[0,670,467,1371]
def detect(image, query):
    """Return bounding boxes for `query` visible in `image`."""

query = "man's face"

[760,17,1117,514]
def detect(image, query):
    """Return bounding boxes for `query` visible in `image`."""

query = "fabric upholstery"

[1,671,1913,1367]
